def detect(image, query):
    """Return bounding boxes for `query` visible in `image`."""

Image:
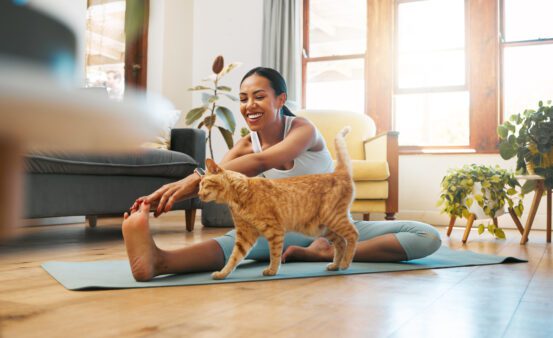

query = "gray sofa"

[23,128,206,231]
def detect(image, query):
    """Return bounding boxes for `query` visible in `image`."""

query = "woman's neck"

[257,115,286,147]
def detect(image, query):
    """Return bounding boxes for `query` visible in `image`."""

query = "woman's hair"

[240,67,295,117]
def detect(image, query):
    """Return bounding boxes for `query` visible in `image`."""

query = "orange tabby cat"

[199,127,358,280]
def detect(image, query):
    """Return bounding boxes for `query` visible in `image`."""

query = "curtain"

[262,0,302,110]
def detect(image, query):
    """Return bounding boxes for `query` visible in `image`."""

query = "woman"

[122,67,441,282]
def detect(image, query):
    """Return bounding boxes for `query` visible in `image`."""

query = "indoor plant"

[185,55,241,159]
[437,164,524,239]
[498,100,553,192]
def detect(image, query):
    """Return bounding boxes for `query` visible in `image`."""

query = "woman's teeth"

[248,113,263,121]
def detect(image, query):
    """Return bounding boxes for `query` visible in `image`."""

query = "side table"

[510,175,552,244]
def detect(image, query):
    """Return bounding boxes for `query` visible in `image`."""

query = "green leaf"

[497,125,508,139]
[487,224,496,234]
[217,86,232,92]
[215,106,236,133]
[185,107,208,125]
[465,198,473,208]
[474,194,484,203]
[188,85,212,91]
[202,94,219,105]
[495,228,506,239]
[218,126,234,149]
[521,180,537,194]
[507,188,517,195]
[240,127,250,137]
[478,224,485,235]
[219,62,241,77]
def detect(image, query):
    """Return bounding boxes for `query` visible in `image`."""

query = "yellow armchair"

[296,110,399,220]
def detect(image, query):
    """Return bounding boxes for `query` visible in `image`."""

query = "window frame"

[301,0,367,109]
[301,0,502,155]
[499,0,553,125]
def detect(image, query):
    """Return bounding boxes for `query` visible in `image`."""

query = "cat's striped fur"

[199,127,358,280]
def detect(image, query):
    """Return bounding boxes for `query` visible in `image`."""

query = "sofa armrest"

[363,131,399,215]
[170,128,206,169]
[363,131,399,161]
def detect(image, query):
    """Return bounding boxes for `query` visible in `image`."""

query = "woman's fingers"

[155,186,179,217]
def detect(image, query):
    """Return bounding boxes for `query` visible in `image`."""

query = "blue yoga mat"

[42,246,526,291]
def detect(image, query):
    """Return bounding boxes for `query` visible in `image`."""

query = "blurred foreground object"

[0,1,162,241]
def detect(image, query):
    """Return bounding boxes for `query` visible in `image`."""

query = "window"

[302,0,366,113]
[501,0,553,121]
[394,0,469,146]
[85,0,148,100]
[301,1,553,153]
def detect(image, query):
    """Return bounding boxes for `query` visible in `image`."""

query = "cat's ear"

[206,158,223,174]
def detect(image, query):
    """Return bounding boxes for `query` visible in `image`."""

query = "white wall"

[148,0,194,120]
[192,0,264,161]
[27,0,87,85]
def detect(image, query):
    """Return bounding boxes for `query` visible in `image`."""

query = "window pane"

[306,59,364,113]
[503,44,553,121]
[309,0,366,57]
[397,0,465,89]
[85,0,126,100]
[398,50,465,88]
[395,91,469,146]
[503,0,553,42]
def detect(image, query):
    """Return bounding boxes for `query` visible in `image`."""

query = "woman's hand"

[130,174,201,217]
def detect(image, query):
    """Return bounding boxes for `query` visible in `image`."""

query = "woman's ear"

[206,158,223,174]
[277,92,287,109]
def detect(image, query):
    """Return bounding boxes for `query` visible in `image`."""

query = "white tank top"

[250,116,334,179]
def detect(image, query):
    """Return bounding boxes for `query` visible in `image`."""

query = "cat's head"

[198,159,246,203]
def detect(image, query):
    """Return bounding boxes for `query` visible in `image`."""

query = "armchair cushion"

[351,160,389,181]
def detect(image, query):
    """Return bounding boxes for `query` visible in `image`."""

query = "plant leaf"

[217,86,232,92]
[188,85,212,91]
[185,107,208,125]
[495,228,506,239]
[478,224,485,235]
[521,180,537,194]
[215,106,236,133]
[240,127,250,137]
[219,62,242,78]
[218,126,234,149]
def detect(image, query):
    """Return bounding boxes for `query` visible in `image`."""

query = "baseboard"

[355,210,550,230]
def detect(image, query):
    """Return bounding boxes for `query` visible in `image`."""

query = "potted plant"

[185,55,241,159]
[437,164,524,239]
[498,100,553,192]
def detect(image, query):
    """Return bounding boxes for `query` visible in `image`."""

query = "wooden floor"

[0,214,551,338]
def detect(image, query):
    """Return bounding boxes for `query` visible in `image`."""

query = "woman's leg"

[214,229,315,263]
[282,220,442,263]
[122,201,225,281]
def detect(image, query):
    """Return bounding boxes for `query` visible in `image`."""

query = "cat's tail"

[334,126,352,177]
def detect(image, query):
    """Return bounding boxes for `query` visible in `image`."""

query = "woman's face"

[239,74,286,132]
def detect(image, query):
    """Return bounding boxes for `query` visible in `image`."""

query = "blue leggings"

[213,220,442,263]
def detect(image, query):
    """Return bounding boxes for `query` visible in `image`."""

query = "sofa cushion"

[25,148,197,179]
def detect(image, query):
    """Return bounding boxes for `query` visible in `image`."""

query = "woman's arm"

[135,118,318,216]
[221,118,318,176]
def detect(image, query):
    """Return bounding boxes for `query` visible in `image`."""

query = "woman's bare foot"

[122,201,161,281]
[281,237,334,263]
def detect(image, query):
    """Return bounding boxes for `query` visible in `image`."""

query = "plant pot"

[467,182,506,220]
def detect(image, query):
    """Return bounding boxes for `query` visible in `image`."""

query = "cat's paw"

[211,271,227,280]
[326,263,339,271]
[262,268,277,276]
[339,262,352,270]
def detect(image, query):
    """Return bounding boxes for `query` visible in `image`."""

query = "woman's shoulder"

[289,115,316,132]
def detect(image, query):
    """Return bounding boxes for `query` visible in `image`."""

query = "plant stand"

[446,211,525,244]
[511,175,552,244]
